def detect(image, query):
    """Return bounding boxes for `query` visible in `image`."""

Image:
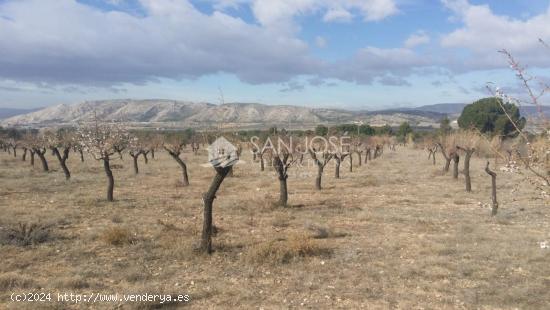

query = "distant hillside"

[413,103,550,117]
[1,100,447,129]
[0,107,40,120]
[414,103,467,115]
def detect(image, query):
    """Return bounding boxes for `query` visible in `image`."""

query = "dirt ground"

[0,145,549,309]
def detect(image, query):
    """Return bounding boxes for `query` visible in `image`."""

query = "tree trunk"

[168,152,189,186]
[260,154,265,171]
[151,149,155,159]
[12,146,17,158]
[200,166,231,254]
[131,154,139,174]
[452,153,459,179]
[315,166,323,190]
[103,157,114,202]
[142,152,149,164]
[279,177,288,206]
[273,155,291,206]
[357,152,362,166]
[35,150,49,172]
[53,147,71,180]
[22,148,27,161]
[444,156,452,172]
[432,150,436,165]
[335,158,341,179]
[30,151,35,166]
[485,162,498,216]
[349,154,353,172]
[79,150,84,162]
[437,144,451,173]
[463,149,474,192]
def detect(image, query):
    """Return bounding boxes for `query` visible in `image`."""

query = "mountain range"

[0,107,41,120]
[1,100,548,130]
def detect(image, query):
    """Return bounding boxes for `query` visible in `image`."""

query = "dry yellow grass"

[0,145,549,309]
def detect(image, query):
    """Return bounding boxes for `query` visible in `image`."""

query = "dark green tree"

[359,124,375,136]
[458,97,525,136]
[376,124,393,135]
[439,117,452,135]
[315,125,329,136]
[397,122,413,142]
[333,124,358,135]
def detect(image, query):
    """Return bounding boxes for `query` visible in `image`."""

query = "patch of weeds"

[0,273,37,290]
[54,277,90,289]
[243,233,332,265]
[363,178,379,187]
[453,199,469,205]
[0,222,52,246]
[304,222,348,239]
[271,213,294,228]
[431,169,447,177]
[100,227,136,246]
[157,219,185,232]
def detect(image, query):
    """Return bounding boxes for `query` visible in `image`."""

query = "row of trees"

[1,126,393,254]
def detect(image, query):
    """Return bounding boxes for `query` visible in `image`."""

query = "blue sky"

[0,0,549,110]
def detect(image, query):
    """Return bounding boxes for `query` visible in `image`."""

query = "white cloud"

[327,47,430,84]
[0,0,320,85]
[3,0,548,93]
[208,0,250,10]
[440,0,550,69]
[0,0,406,88]
[315,36,327,48]
[404,31,430,48]
[210,0,398,27]
[323,8,353,23]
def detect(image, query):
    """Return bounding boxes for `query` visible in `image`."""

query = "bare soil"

[0,147,548,309]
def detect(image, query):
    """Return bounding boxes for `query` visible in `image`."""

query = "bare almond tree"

[19,133,36,166]
[452,151,460,180]
[351,138,364,168]
[45,129,73,180]
[485,161,499,216]
[199,137,238,254]
[73,144,85,162]
[438,144,451,172]
[8,138,18,158]
[26,134,49,172]
[268,135,299,207]
[308,142,334,191]
[163,135,190,186]
[455,131,481,192]
[331,137,350,179]
[256,141,268,171]
[128,135,145,175]
[486,43,549,196]
[77,120,129,202]
[364,145,372,164]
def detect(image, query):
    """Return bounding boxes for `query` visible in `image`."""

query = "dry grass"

[0,222,52,246]
[100,227,136,246]
[244,233,332,264]
[0,273,37,290]
[0,146,548,309]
